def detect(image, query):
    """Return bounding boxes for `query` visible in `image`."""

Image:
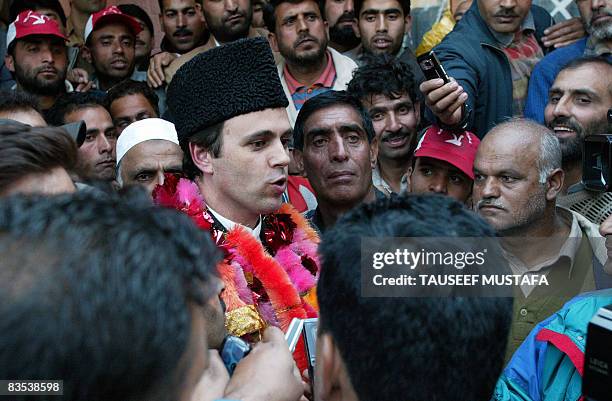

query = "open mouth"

[269,176,288,193]
[382,133,409,147]
[372,37,392,49]
[552,125,576,138]
[111,60,128,69]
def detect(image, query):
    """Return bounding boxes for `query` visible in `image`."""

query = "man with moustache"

[153,0,272,87]
[158,38,319,364]
[324,0,361,59]
[81,6,143,92]
[420,0,555,137]
[472,118,612,360]
[348,55,418,195]
[147,0,209,88]
[294,90,382,233]
[4,11,70,114]
[118,4,155,72]
[159,0,207,53]
[526,0,612,123]
[268,0,357,125]
[545,57,612,224]
[115,118,183,195]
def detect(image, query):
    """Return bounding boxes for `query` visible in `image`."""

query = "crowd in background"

[0,0,612,400]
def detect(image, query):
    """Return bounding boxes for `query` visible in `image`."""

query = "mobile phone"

[302,318,318,387]
[417,51,450,83]
[221,336,251,375]
[285,317,304,353]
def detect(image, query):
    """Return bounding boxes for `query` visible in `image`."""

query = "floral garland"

[153,174,320,340]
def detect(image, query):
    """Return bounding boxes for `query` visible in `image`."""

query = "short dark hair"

[558,56,612,100]
[348,53,418,105]
[264,0,325,33]
[354,0,410,16]
[560,55,612,76]
[0,190,221,401]
[158,0,202,12]
[0,90,41,115]
[293,90,375,151]
[0,122,77,194]
[9,0,67,27]
[47,92,107,126]
[118,4,155,36]
[183,121,225,179]
[105,80,160,116]
[317,194,513,401]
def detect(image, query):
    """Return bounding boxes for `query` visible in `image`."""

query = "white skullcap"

[116,118,179,165]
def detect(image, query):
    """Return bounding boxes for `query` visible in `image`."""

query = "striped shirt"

[284,51,336,111]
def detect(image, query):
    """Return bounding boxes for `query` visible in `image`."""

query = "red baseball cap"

[414,125,480,180]
[6,10,67,49]
[84,6,142,43]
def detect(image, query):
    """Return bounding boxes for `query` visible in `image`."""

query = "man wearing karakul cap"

[154,38,319,363]
[115,118,183,195]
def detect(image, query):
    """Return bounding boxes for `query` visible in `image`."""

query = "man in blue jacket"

[420,0,554,138]
[525,0,612,123]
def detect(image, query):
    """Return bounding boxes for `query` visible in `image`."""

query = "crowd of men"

[1,0,612,400]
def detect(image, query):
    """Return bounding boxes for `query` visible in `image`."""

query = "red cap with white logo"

[414,125,480,180]
[6,10,67,50]
[84,6,142,43]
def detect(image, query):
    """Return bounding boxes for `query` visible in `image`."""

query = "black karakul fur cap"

[167,37,289,147]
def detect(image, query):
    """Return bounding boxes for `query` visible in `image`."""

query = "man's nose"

[375,14,388,32]
[428,174,447,194]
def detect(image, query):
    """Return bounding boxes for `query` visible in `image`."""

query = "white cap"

[116,118,179,165]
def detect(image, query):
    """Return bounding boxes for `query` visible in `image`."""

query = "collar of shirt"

[12,80,74,93]
[372,163,397,196]
[283,50,335,95]
[504,207,583,277]
[488,11,536,48]
[207,205,262,240]
[504,208,583,296]
[91,70,146,91]
[585,35,612,56]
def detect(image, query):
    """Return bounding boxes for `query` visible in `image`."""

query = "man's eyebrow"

[86,129,100,136]
[98,34,116,40]
[132,168,156,178]
[395,100,414,109]
[164,165,183,173]
[369,106,388,114]
[305,127,331,139]
[337,123,366,134]
[571,88,600,99]
[242,130,275,143]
